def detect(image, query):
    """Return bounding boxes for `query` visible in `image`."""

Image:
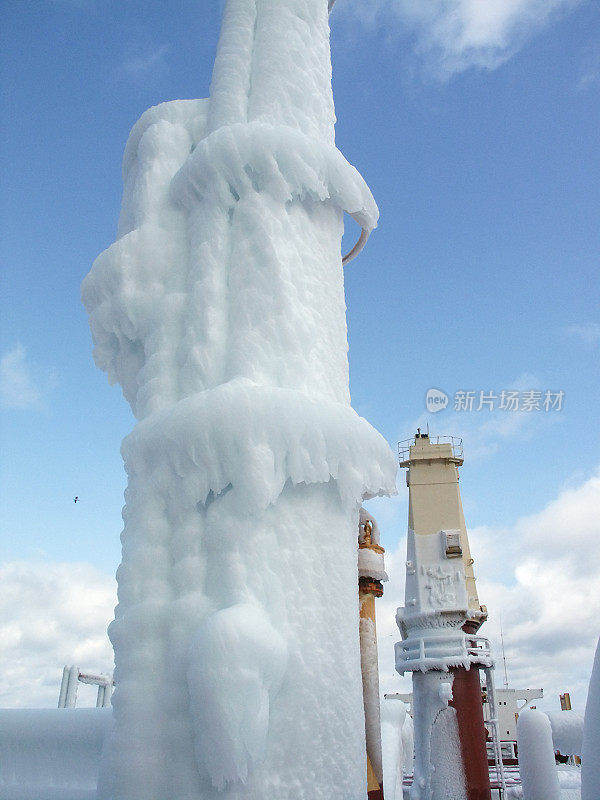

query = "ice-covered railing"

[398,435,463,465]
[482,666,507,794]
[466,635,494,663]
[58,666,114,708]
[396,630,494,674]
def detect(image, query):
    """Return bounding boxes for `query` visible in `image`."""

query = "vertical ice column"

[582,636,600,800]
[83,2,396,799]
[517,710,561,800]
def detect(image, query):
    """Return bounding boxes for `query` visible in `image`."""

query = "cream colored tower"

[396,431,492,800]
[399,431,486,632]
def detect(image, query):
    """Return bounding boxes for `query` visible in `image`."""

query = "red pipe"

[449,666,491,800]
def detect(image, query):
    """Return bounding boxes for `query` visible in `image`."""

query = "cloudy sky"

[1,0,598,711]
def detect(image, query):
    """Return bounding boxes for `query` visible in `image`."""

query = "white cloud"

[121,44,171,81]
[0,561,116,708]
[339,0,582,79]
[565,322,600,346]
[0,345,42,409]
[6,470,598,717]
[576,43,600,91]
[376,467,600,713]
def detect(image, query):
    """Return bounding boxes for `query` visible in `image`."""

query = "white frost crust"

[359,506,381,545]
[428,704,467,800]
[395,608,484,675]
[207,0,256,132]
[208,0,336,143]
[381,700,411,800]
[83,115,378,419]
[410,671,466,800]
[83,3,394,796]
[187,602,288,789]
[83,100,205,414]
[107,481,373,800]
[582,636,600,800]
[121,99,209,187]
[171,121,378,232]
[403,528,468,618]
[547,711,584,756]
[0,709,111,797]
[358,547,388,582]
[247,0,336,143]
[396,529,481,675]
[517,710,561,800]
[122,380,397,512]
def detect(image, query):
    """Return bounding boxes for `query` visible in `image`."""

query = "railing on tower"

[398,435,463,464]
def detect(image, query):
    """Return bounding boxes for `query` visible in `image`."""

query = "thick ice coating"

[582,636,600,800]
[82,1,396,798]
[517,710,561,800]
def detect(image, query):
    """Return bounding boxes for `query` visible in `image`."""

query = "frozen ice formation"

[381,699,413,800]
[82,1,396,798]
[582,636,600,800]
[517,710,561,800]
[358,507,387,582]
[0,708,112,799]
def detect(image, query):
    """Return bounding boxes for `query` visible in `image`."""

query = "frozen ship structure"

[395,431,499,800]
[57,666,114,709]
[2,0,599,796]
[81,1,396,798]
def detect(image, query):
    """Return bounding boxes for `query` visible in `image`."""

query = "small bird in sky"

[74,496,79,503]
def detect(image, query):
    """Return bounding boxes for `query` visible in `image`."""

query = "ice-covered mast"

[82,2,396,799]
[396,433,492,800]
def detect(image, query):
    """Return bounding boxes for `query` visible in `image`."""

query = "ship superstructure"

[396,432,494,800]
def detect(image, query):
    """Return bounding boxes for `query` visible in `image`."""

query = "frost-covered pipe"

[0,708,112,796]
[358,512,387,797]
[410,671,466,800]
[360,597,384,798]
[516,709,561,800]
[58,666,70,708]
[546,710,584,756]
[402,712,414,782]
[582,636,600,800]
[381,700,404,800]
[64,665,79,709]
[207,0,256,131]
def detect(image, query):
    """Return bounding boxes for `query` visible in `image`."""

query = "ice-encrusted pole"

[358,510,387,799]
[83,2,395,799]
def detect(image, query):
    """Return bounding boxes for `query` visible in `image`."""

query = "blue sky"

[1,0,599,710]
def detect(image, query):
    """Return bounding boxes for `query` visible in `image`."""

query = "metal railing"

[398,435,463,464]
[58,665,113,708]
[467,635,493,663]
[483,665,507,798]
[396,632,494,674]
